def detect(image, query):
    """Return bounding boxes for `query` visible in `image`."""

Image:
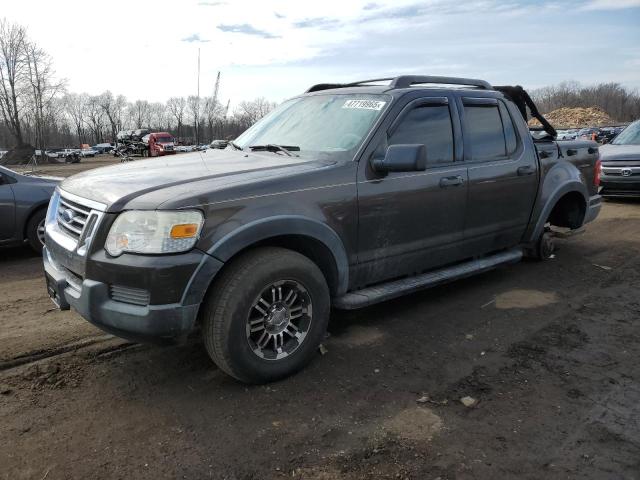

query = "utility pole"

[196,47,200,145]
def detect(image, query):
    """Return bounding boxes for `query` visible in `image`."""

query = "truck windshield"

[234,94,390,159]
[611,120,640,145]
[156,136,173,143]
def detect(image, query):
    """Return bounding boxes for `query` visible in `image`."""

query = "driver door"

[353,95,468,287]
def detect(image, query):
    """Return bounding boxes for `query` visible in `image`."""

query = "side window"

[388,104,454,165]
[464,104,506,161]
[498,101,518,155]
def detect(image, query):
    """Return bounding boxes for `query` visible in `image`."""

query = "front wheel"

[201,247,330,383]
[26,209,46,254]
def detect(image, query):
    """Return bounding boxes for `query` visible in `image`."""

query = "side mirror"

[372,144,427,173]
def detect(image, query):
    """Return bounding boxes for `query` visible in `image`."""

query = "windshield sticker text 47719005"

[342,99,387,111]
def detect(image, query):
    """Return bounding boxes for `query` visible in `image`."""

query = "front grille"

[109,285,150,306]
[57,196,91,240]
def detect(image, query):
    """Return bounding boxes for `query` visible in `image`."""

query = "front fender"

[206,215,350,295]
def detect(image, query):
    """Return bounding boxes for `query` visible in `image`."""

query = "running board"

[333,248,523,310]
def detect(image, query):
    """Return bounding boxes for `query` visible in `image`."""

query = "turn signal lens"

[170,223,199,238]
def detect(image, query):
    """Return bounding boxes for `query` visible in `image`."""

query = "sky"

[2,0,640,107]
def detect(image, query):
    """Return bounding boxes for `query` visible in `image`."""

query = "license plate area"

[46,273,70,310]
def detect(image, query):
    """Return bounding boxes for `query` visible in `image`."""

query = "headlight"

[105,210,204,256]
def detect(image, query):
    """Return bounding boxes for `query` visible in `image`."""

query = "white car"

[79,149,97,157]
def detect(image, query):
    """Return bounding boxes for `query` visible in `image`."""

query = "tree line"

[3,16,639,157]
[0,18,277,158]
[530,81,640,123]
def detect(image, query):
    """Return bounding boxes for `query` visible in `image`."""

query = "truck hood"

[599,144,640,162]
[59,149,328,211]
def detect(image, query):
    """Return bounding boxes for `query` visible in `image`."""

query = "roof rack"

[305,75,492,93]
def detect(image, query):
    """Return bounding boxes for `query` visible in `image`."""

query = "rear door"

[355,94,467,286]
[459,96,538,253]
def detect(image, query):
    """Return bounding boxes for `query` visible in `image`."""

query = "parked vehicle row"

[555,126,626,143]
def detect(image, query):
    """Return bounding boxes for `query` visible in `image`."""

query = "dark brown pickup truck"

[43,76,601,383]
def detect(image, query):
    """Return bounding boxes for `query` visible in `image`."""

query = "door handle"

[517,166,535,176]
[439,175,464,187]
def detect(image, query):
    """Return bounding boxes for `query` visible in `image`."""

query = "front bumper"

[600,177,640,197]
[44,244,223,344]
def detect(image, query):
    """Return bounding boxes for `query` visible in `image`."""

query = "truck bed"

[535,139,600,195]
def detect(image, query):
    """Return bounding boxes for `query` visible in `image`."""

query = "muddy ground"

[12,154,123,178]
[1,197,639,480]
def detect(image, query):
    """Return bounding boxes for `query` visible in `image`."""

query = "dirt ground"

[12,153,135,178]
[1,197,640,480]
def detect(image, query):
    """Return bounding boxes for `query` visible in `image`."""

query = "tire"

[26,209,47,254]
[530,229,555,261]
[201,247,330,384]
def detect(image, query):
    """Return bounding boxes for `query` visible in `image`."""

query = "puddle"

[495,289,558,310]
[333,325,386,347]
[383,407,443,441]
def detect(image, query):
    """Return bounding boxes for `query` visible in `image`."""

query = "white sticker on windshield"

[342,99,386,111]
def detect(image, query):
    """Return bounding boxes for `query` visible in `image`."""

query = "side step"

[333,248,523,310]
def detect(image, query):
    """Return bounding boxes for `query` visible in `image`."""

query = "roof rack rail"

[390,75,492,89]
[305,76,492,93]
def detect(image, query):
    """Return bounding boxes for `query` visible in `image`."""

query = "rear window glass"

[464,104,506,161]
[499,102,518,154]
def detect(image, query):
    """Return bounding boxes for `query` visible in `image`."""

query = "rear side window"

[388,105,454,165]
[499,101,518,154]
[464,104,506,160]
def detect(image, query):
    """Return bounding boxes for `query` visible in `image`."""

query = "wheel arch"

[528,181,588,242]
[206,216,350,296]
[21,202,49,241]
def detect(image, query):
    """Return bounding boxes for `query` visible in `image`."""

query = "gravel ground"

[1,198,639,480]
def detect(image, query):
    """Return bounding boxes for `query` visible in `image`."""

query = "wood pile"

[529,107,614,128]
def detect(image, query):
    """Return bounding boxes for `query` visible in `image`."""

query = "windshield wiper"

[228,141,243,150]
[249,144,300,157]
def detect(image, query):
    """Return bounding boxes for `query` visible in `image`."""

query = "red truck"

[114,130,176,159]
[144,132,176,157]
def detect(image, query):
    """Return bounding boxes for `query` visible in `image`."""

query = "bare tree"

[130,99,151,129]
[166,96,186,140]
[99,91,126,141]
[0,19,27,146]
[85,95,106,144]
[187,95,202,144]
[148,102,167,130]
[203,95,223,142]
[23,40,65,153]
[63,92,88,144]
[235,97,277,124]
[531,81,640,123]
